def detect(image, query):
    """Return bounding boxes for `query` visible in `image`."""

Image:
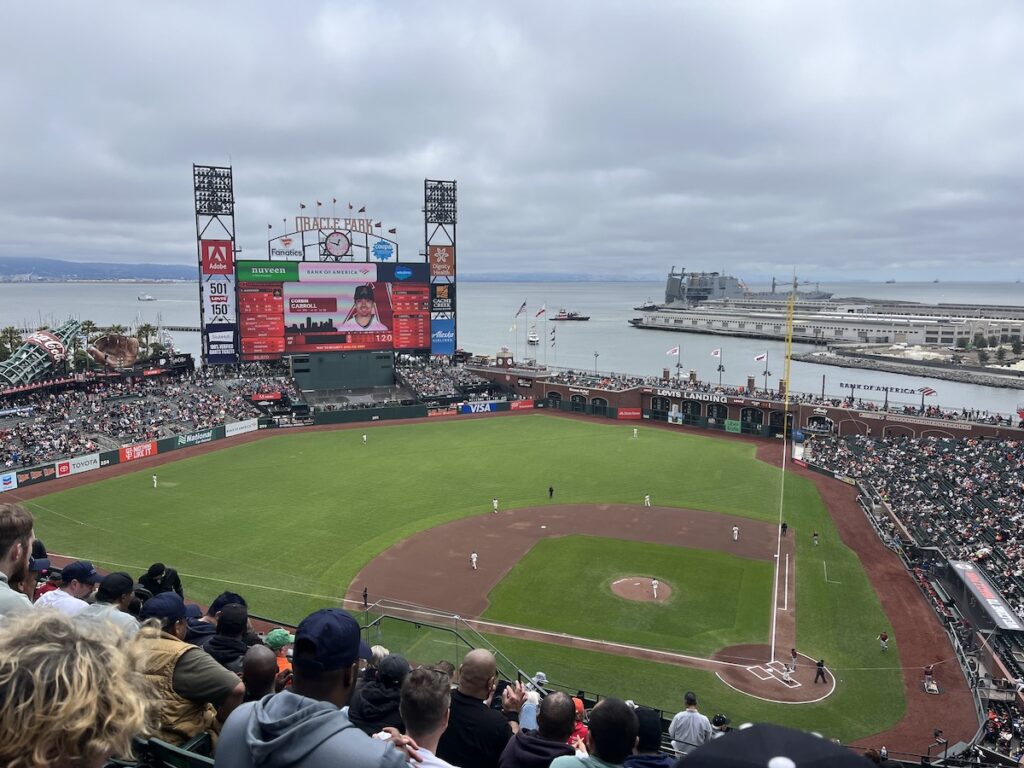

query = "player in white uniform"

[492,497,499,513]
[644,494,651,507]
[362,433,367,444]
[633,428,638,439]
[470,552,478,570]
[152,474,158,489]
[651,578,659,599]
[732,525,739,541]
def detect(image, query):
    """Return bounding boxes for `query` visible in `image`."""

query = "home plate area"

[749,659,801,689]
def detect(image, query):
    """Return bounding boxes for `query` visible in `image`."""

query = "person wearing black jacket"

[499,691,575,768]
[348,654,412,735]
[203,603,250,674]
[139,562,184,598]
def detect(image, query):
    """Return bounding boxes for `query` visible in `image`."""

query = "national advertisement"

[0,471,17,494]
[510,400,535,411]
[119,441,157,463]
[56,453,100,477]
[430,318,456,356]
[225,418,259,437]
[176,428,219,448]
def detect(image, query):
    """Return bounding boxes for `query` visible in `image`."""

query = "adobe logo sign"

[201,240,235,275]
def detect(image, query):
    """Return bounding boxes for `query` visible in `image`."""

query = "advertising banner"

[99,451,119,468]
[56,453,100,478]
[725,419,742,433]
[206,323,238,365]
[236,261,299,283]
[225,418,259,437]
[176,429,215,448]
[428,408,458,417]
[377,263,429,282]
[16,463,56,487]
[203,275,237,325]
[428,245,456,277]
[460,401,499,414]
[510,400,535,411]
[431,318,456,356]
[268,233,305,260]
[24,330,68,363]
[298,262,378,282]
[617,407,642,420]
[950,561,1024,631]
[119,441,157,463]
[200,239,234,275]
[430,283,456,313]
[0,471,17,493]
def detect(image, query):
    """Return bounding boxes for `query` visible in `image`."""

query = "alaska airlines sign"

[294,216,375,234]
[655,388,727,404]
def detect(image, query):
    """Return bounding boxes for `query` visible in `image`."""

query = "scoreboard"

[235,260,432,361]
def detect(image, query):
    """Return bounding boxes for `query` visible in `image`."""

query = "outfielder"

[152,474,158,489]
[644,494,651,507]
[732,525,739,542]
[492,497,499,513]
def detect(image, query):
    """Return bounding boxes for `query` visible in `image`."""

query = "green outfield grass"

[24,414,904,739]
[483,536,774,656]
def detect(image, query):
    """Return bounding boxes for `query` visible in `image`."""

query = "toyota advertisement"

[236,260,432,361]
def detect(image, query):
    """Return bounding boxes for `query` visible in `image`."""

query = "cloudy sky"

[1,2,1022,280]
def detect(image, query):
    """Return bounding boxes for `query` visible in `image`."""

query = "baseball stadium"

[1,172,1022,767]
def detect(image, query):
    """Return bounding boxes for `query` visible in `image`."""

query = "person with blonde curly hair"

[0,610,154,768]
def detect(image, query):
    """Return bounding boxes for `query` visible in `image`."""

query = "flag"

[918,386,937,396]
[510,324,517,332]
[267,223,272,230]
[299,203,306,209]
[332,197,337,205]
[358,206,366,213]
[755,352,767,362]
[348,202,353,210]
[316,201,322,207]
[388,228,397,234]
[666,346,679,356]
[550,327,556,336]
[536,305,546,317]
[374,222,382,228]
[515,301,527,318]
[710,348,721,358]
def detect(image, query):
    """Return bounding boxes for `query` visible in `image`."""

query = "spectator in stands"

[186,590,247,645]
[435,660,457,687]
[520,691,541,731]
[437,649,526,768]
[204,603,250,674]
[551,698,638,768]
[0,610,153,768]
[140,562,184,598]
[625,708,672,768]
[0,502,34,617]
[569,698,589,747]
[215,607,410,768]
[77,571,140,639]
[137,591,244,746]
[242,645,282,703]
[500,691,576,768]
[349,653,412,735]
[33,569,62,603]
[0,505,33,618]
[399,666,457,768]
[363,644,391,683]
[35,559,101,617]
[265,627,295,675]
[667,692,711,755]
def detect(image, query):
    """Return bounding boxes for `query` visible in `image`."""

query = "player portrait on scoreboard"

[338,284,390,332]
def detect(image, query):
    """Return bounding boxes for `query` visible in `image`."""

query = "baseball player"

[492,497,499,514]
[470,552,478,570]
[812,531,819,546]
[878,631,889,651]
[732,525,739,542]
[651,577,659,599]
[781,521,788,536]
[644,494,651,507]
[152,474,158,489]
[362,433,367,444]
[632,428,638,439]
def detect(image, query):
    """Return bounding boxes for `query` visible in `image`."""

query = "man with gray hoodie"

[215,608,410,768]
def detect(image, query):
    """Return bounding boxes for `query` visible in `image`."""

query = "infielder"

[470,552,478,570]
[492,497,499,513]
[152,474,158,489]
[651,577,659,599]
[644,494,651,507]
[732,525,739,542]
[878,631,889,651]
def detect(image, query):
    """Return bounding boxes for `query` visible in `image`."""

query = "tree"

[977,349,990,365]
[1013,340,1022,356]
[955,337,969,349]
[973,332,987,349]
[995,347,1007,362]
[72,349,91,372]
[988,335,999,348]
[136,323,157,358]
[79,320,98,343]
[1,326,22,352]
[104,324,127,336]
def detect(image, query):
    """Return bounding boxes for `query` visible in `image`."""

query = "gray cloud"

[1,1,1022,280]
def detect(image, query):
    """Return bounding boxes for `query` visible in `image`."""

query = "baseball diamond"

[11,412,977,752]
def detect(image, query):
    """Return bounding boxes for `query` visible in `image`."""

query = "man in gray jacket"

[215,608,409,768]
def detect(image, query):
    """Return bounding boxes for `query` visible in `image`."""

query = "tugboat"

[527,327,540,345]
[551,309,590,321]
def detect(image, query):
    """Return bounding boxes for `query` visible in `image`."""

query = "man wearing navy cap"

[137,591,245,746]
[216,608,409,768]
[35,559,101,617]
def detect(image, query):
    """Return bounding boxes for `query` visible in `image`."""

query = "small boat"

[527,327,540,345]
[550,309,590,321]
[137,293,156,301]
[634,297,659,311]
[884,280,896,284]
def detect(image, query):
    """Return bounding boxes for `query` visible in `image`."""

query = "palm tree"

[1,326,22,353]
[137,323,157,357]
[79,320,98,343]
[105,323,128,337]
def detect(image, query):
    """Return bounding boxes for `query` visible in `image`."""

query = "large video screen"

[236,261,431,361]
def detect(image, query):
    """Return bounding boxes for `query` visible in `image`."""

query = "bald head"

[458,649,497,698]
[538,691,576,742]
[242,644,279,701]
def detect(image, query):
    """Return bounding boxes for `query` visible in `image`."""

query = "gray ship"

[641,267,832,310]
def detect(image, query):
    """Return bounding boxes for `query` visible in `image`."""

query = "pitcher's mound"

[611,576,672,603]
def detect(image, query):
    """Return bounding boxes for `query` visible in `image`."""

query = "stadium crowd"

[396,358,491,400]
[807,434,1024,613]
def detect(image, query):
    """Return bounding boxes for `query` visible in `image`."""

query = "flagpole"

[677,347,682,385]
[763,352,770,392]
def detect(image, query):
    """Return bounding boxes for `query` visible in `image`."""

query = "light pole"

[717,362,725,387]
[593,351,599,375]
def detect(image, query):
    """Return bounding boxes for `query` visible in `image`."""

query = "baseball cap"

[62,560,101,585]
[140,592,187,622]
[354,284,374,301]
[378,654,411,686]
[712,713,730,728]
[265,628,296,651]
[216,603,248,636]
[97,572,136,601]
[29,557,51,573]
[292,608,371,673]
[185,604,204,619]
[573,697,585,717]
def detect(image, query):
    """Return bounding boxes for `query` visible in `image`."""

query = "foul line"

[715,669,836,705]
[823,561,842,584]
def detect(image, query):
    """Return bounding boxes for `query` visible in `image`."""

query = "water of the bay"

[0,280,1021,416]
